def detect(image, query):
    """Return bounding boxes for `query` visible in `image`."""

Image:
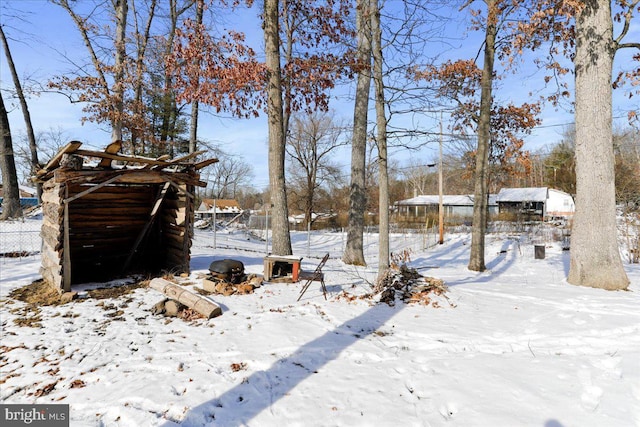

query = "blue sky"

[1,0,638,190]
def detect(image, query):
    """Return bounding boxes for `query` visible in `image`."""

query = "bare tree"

[0,92,22,219]
[343,0,371,266]
[0,24,40,200]
[202,154,254,199]
[130,0,158,152]
[567,0,632,290]
[52,0,126,143]
[264,0,292,255]
[188,0,203,153]
[468,0,498,272]
[112,0,128,141]
[286,112,348,228]
[371,0,389,275]
[159,0,194,149]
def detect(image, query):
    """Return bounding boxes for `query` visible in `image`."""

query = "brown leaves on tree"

[514,0,639,108]
[168,21,265,119]
[169,0,356,120]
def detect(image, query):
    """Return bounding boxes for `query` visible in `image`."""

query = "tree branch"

[614,0,640,46]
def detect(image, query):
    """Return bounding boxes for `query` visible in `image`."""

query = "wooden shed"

[33,141,217,292]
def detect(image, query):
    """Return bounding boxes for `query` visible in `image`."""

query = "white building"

[496,187,575,220]
[394,194,499,219]
[196,199,242,220]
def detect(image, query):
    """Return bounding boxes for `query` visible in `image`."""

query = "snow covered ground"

[1,217,639,427]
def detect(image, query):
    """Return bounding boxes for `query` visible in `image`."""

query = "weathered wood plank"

[64,175,122,204]
[41,185,64,204]
[63,196,71,292]
[37,141,82,177]
[68,206,153,216]
[42,215,63,231]
[74,148,171,167]
[68,184,152,196]
[66,225,145,236]
[54,169,205,187]
[150,150,207,170]
[40,266,63,290]
[41,224,62,250]
[192,158,219,170]
[143,154,171,169]
[68,218,148,227]
[98,140,122,168]
[42,202,64,220]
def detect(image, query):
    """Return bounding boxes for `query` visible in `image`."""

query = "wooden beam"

[143,154,171,169]
[98,140,122,168]
[150,151,206,170]
[37,141,82,177]
[182,184,194,271]
[166,179,194,199]
[63,175,122,204]
[63,185,71,292]
[171,150,206,163]
[54,169,204,186]
[73,149,172,167]
[192,158,219,170]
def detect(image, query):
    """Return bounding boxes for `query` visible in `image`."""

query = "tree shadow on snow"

[161,302,402,426]
[413,238,572,288]
[412,238,520,287]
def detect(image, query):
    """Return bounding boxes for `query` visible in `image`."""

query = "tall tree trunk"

[305,172,314,229]
[468,0,497,272]
[131,0,157,154]
[189,0,204,154]
[282,9,295,142]
[0,93,23,219]
[112,0,128,142]
[264,0,292,255]
[568,0,628,290]
[160,0,184,146]
[343,0,371,266]
[189,101,199,154]
[371,0,388,275]
[0,25,40,201]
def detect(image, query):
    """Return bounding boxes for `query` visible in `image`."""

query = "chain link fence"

[0,216,42,265]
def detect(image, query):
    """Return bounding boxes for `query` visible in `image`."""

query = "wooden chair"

[297,253,330,301]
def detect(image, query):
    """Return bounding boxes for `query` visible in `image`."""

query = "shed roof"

[496,187,548,203]
[33,140,217,184]
[396,194,498,206]
[0,185,37,197]
[198,199,241,212]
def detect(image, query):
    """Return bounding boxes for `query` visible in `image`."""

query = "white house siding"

[496,187,575,219]
[545,189,575,218]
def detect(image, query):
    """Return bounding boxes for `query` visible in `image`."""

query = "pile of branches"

[371,251,450,307]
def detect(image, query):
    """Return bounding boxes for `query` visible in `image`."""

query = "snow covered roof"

[496,187,548,203]
[0,185,37,198]
[288,212,337,224]
[197,199,242,213]
[396,194,498,206]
